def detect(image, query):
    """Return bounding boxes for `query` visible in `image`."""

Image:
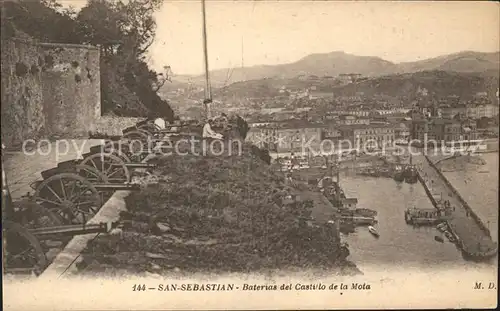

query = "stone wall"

[91,116,146,137]
[1,38,100,147]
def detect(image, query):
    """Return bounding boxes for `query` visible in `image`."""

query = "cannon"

[2,146,122,276]
[32,153,153,225]
[2,118,198,276]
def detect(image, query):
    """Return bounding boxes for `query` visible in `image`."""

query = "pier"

[338,215,377,226]
[404,207,451,226]
[415,155,497,260]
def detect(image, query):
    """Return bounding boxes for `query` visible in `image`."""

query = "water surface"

[341,152,498,272]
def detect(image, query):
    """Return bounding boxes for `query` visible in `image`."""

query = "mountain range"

[168,50,499,88]
[210,70,499,102]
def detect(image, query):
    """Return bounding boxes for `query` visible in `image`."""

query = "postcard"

[2,0,498,310]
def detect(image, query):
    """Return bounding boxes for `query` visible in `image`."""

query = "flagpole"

[201,0,212,119]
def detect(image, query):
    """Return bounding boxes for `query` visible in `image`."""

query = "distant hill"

[159,79,194,92]
[330,70,499,100]
[398,51,500,73]
[215,70,500,102]
[170,51,499,87]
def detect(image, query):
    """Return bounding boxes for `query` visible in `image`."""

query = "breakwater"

[425,156,491,238]
[416,171,438,208]
[416,155,497,260]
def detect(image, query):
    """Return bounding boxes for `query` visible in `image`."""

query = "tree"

[115,0,163,57]
[1,0,80,43]
[151,65,172,92]
[76,0,172,118]
[3,0,173,119]
[76,0,126,57]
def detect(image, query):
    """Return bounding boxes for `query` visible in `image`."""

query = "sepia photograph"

[1,0,498,310]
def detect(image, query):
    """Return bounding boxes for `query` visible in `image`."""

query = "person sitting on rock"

[202,119,223,140]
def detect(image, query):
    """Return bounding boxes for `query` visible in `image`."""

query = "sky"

[60,1,499,76]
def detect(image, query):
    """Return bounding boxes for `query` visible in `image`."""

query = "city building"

[322,126,342,140]
[338,73,362,84]
[466,103,499,119]
[336,114,370,125]
[334,109,370,117]
[260,108,284,114]
[338,124,396,149]
[394,122,411,143]
[439,104,466,119]
[309,90,333,100]
[410,117,478,143]
[474,91,488,99]
[246,121,323,153]
[340,198,358,209]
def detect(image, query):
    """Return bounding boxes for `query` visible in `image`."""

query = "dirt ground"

[78,138,360,276]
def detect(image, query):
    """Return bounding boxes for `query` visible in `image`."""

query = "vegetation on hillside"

[336,70,499,101]
[78,142,358,275]
[215,70,499,103]
[1,0,174,119]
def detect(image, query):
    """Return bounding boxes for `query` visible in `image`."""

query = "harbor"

[416,154,498,260]
[1,0,499,309]
[285,151,498,269]
[274,147,498,262]
[281,160,380,234]
[339,152,497,269]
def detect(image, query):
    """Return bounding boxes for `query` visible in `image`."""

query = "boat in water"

[404,165,418,184]
[443,139,488,154]
[393,165,405,182]
[354,208,377,217]
[436,222,448,232]
[444,231,457,243]
[358,166,393,178]
[358,168,379,178]
[368,225,380,238]
[403,154,418,184]
[434,235,444,243]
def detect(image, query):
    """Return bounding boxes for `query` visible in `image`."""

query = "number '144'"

[133,284,146,291]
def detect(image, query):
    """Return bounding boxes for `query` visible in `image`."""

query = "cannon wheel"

[2,220,47,275]
[75,164,111,203]
[122,130,150,141]
[102,141,132,163]
[138,128,154,137]
[119,137,154,163]
[80,153,131,183]
[34,173,102,224]
[110,149,132,163]
[138,123,161,134]
[75,164,109,183]
[119,132,155,162]
[14,200,64,229]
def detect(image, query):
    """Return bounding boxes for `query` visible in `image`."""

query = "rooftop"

[251,120,399,131]
[336,123,397,131]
